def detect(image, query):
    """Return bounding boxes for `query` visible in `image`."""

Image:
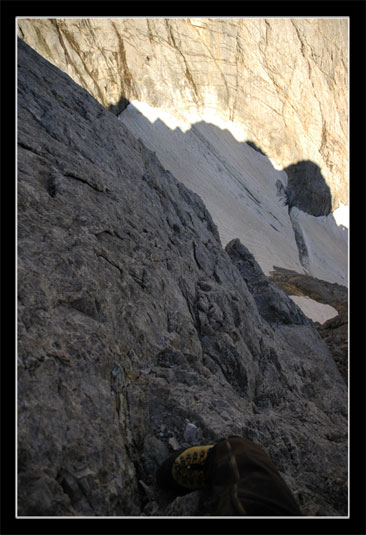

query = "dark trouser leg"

[204,436,302,516]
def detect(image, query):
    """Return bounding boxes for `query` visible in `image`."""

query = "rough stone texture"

[316,315,348,386]
[17,17,348,212]
[17,39,347,517]
[269,267,348,384]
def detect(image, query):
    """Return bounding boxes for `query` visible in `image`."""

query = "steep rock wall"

[17,17,348,212]
[17,39,347,517]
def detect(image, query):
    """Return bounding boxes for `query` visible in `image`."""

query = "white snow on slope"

[119,101,348,297]
[333,202,349,229]
[289,296,338,324]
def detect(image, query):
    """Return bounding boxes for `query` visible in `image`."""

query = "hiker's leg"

[204,436,301,516]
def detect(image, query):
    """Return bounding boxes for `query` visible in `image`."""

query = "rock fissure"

[63,171,107,193]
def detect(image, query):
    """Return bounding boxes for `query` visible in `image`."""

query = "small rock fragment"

[168,436,181,450]
[184,421,199,443]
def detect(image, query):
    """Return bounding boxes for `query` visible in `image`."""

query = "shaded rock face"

[17,39,347,517]
[17,17,348,212]
[316,315,348,386]
[225,240,309,326]
[285,161,332,217]
[269,267,348,384]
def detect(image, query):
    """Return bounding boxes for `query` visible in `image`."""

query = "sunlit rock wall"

[17,17,348,211]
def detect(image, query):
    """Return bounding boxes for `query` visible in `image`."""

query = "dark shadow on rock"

[226,239,310,326]
[284,160,332,217]
[108,95,130,115]
[245,140,268,157]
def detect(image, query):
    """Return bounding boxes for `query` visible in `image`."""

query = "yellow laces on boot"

[171,445,215,490]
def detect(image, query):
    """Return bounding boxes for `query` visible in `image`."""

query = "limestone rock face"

[17,17,348,211]
[17,39,347,517]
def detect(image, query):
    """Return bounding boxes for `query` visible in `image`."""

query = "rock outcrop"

[17,17,348,212]
[269,267,348,384]
[17,39,347,517]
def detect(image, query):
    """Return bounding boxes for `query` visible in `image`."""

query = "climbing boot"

[156,444,215,494]
[204,435,302,516]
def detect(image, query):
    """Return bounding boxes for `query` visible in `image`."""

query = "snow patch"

[333,202,349,229]
[289,295,338,324]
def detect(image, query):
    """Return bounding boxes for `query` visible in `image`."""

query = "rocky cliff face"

[17,39,347,517]
[17,17,348,212]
